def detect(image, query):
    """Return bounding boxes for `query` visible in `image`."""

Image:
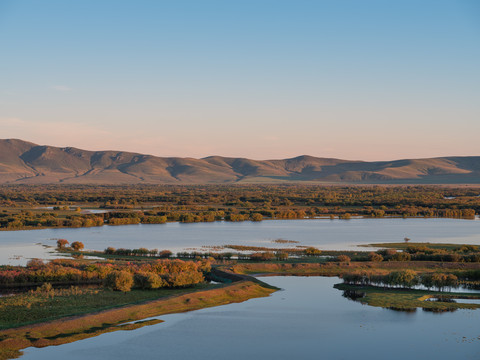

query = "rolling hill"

[0,139,479,184]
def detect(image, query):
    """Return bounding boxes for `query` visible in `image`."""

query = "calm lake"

[20,276,480,360]
[1,218,480,265]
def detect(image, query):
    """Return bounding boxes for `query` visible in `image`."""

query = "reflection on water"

[1,218,480,265]
[21,277,480,360]
[342,289,366,300]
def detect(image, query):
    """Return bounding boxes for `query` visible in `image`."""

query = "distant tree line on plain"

[0,184,478,230]
[1,184,479,210]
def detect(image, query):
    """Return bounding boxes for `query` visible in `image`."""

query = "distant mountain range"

[0,139,479,184]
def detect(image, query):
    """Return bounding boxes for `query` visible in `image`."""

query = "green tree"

[368,252,383,262]
[388,270,418,288]
[104,247,116,254]
[251,213,263,221]
[337,255,351,263]
[250,252,275,261]
[134,272,165,289]
[56,239,69,249]
[71,241,84,251]
[304,247,322,256]
[105,270,134,292]
[26,258,45,269]
[391,252,411,261]
[159,250,173,258]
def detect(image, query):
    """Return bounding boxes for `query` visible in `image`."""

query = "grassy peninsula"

[0,279,275,360]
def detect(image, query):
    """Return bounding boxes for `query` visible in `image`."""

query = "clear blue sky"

[1,0,479,160]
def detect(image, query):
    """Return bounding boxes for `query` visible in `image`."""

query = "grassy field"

[0,284,216,330]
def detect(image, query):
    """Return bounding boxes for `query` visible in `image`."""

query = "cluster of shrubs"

[57,239,84,251]
[342,270,459,291]
[108,210,260,224]
[107,209,309,224]
[379,250,413,261]
[107,217,141,225]
[0,258,210,292]
[0,211,104,229]
[0,259,104,285]
[176,251,288,261]
[103,259,210,292]
[336,255,351,263]
[176,246,324,261]
[105,212,167,225]
[403,245,480,262]
[177,248,321,261]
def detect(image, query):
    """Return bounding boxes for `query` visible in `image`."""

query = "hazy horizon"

[1,1,479,161]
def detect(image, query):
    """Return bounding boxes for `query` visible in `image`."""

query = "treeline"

[177,251,287,261]
[103,243,480,264]
[342,270,461,291]
[0,208,308,230]
[104,247,172,258]
[0,258,210,291]
[101,245,325,262]
[103,244,326,261]
[1,184,479,209]
[0,211,104,230]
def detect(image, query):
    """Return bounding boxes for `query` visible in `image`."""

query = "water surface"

[21,276,480,360]
[1,218,479,265]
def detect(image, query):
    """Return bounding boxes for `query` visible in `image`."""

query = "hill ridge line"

[0,139,479,184]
